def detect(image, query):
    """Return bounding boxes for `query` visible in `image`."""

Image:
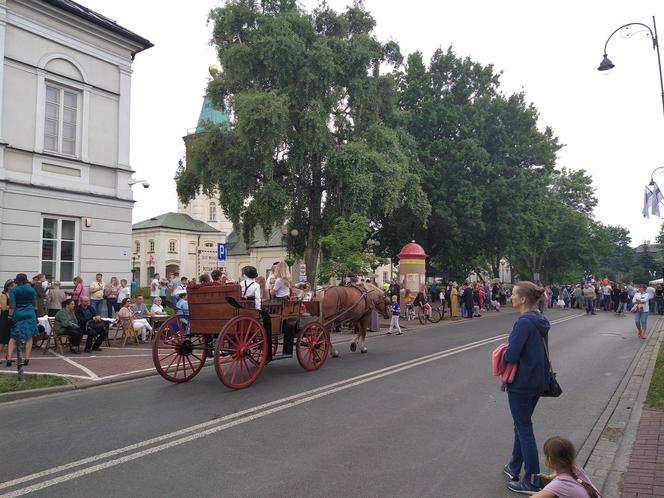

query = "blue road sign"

[217,243,226,261]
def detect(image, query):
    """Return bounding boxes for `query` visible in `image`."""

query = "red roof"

[398,241,428,259]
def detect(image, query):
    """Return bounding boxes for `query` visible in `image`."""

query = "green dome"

[195,95,229,133]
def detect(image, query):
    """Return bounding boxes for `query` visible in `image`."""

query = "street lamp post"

[598,16,664,117]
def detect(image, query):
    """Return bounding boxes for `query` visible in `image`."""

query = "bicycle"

[418,305,441,324]
[401,303,416,321]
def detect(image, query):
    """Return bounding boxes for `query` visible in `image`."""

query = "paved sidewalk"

[622,408,664,497]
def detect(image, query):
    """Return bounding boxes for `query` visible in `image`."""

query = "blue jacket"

[503,311,550,395]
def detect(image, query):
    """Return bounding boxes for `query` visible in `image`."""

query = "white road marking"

[48,351,99,380]
[0,313,584,496]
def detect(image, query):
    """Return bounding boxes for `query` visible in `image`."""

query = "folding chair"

[113,317,138,346]
[42,317,70,354]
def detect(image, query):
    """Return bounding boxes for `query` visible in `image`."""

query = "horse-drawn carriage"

[152,283,329,389]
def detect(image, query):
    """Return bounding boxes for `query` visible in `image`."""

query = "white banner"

[198,249,221,276]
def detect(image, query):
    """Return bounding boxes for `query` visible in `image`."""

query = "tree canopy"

[177,2,636,285]
[176,0,429,284]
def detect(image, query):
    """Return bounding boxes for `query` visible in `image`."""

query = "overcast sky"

[83,0,664,247]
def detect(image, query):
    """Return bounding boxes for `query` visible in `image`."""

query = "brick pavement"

[621,407,664,498]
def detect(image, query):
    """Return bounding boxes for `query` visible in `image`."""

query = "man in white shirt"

[240,266,261,310]
[150,273,161,299]
[117,279,131,304]
[602,283,612,311]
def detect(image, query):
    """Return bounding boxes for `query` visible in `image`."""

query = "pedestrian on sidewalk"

[532,436,600,498]
[502,281,550,494]
[387,295,402,335]
[632,284,650,339]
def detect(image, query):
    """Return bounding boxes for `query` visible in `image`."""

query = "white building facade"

[0,0,151,284]
[132,212,222,286]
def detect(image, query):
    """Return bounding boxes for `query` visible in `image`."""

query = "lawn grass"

[646,342,664,408]
[0,373,68,394]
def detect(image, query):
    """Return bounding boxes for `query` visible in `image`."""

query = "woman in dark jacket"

[502,281,550,494]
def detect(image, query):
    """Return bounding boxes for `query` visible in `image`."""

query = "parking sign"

[217,243,226,261]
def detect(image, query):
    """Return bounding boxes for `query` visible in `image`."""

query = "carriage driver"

[240,266,262,310]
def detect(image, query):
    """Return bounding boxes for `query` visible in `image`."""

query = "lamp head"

[598,54,615,71]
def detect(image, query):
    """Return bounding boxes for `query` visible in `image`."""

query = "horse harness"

[327,284,379,326]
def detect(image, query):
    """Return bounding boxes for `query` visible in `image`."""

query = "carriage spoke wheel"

[215,316,267,389]
[296,322,329,371]
[152,316,207,383]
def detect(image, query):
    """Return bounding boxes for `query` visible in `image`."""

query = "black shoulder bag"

[540,334,563,397]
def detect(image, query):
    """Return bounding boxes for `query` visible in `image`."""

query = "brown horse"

[321,283,387,355]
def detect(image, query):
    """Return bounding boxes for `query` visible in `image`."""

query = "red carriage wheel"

[296,322,329,370]
[152,316,208,383]
[215,315,267,389]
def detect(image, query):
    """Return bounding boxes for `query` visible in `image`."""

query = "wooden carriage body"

[186,283,321,338]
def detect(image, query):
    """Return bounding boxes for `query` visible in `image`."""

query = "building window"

[44,84,79,156]
[135,241,140,254]
[41,217,76,281]
[169,240,177,253]
[204,241,214,248]
[148,240,155,252]
[209,202,217,222]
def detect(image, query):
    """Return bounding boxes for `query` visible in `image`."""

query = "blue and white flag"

[644,187,654,218]
[652,182,664,217]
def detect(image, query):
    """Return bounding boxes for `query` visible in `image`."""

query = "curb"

[0,307,516,404]
[581,316,664,497]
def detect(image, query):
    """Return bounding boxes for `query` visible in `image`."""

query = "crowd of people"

[384,278,509,321]
[0,271,174,364]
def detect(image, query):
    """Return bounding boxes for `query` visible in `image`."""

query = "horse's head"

[364,283,387,315]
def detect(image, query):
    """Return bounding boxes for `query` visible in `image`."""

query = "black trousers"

[59,325,83,347]
[465,302,474,318]
[85,321,109,350]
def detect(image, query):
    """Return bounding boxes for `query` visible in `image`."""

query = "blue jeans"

[635,310,649,329]
[656,297,664,315]
[91,299,104,316]
[106,298,117,318]
[507,392,540,481]
[584,297,594,314]
[603,294,611,310]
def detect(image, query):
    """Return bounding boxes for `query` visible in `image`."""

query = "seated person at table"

[151,297,165,314]
[54,299,83,354]
[74,296,108,352]
[132,295,149,319]
[117,298,152,343]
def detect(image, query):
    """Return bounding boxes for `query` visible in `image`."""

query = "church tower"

[179,73,234,240]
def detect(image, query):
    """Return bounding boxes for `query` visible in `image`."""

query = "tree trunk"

[491,256,501,278]
[304,241,320,287]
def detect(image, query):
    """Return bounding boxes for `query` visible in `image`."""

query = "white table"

[38,316,115,336]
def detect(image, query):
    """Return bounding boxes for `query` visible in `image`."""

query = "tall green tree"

[394,47,561,277]
[176,0,429,284]
[597,225,634,281]
[318,214,385,283]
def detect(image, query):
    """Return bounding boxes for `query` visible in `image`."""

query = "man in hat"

[240,266,261,310]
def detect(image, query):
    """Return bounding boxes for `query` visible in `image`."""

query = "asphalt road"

[0,307,650,497]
